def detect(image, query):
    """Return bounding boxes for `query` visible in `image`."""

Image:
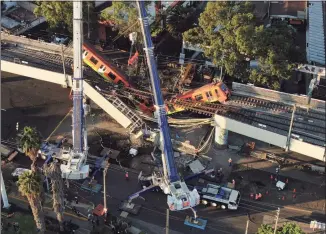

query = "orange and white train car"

[82,42,132,88]
[167,82,231,114]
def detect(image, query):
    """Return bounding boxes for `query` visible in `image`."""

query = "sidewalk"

[8,195,92,232]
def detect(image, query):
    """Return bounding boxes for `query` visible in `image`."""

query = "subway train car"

[82,42,132,87]
[167,81,231,114]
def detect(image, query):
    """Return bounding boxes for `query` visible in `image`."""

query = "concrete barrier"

[232,82,326,112]
[214,114,325,162]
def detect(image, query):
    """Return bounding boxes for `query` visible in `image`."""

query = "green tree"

[257,223,305,234]
[183,1,303,90]
[183,1,256,79]
[249,23,301,89]
[44,162,65,232]
[101,2,150,32]
[278,223,305,234]
[257,224,274,234]
[18,126,42,172]
[34,1,95,34]
[166,5,197,39]
[18,171,45,234]
[34,1,73,32]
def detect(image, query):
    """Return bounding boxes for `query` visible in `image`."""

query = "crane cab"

[167,181,200,211]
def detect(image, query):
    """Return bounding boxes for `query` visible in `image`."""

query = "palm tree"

[18,126,42,172]
[18,171,46,234]
[44,162,65,232]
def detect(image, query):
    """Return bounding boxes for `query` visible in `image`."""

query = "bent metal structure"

[2,60,325,162]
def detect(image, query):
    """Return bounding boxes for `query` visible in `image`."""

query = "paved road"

[68,165,325,234]
[69,166,251,234]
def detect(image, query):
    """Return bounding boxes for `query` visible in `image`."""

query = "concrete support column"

[1,172,11,209]
[215,125,228,148]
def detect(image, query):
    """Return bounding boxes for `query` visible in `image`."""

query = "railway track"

[229,94,326,122]
[2,45,325,147]
[168,99,325,146]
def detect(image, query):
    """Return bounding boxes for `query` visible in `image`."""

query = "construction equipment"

[52,1,89,180]
[119,1,206,230]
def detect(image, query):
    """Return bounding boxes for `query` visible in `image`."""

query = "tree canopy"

[100,2,151,33]
[18,171,42,197]
[18,126,42,171]
[34,1,95,34]
[34,1,73,32]
[166,5,197,39]
[183,1,304,90]
[257,223,305,234]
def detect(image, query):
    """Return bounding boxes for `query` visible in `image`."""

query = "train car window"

[186,97,192,101]
[215,89,220,97]
[108,72,116,80]
[90,56,98,65]
[99,65,106,71]
[116,79,124,87]
[206,91,213,99]
[195,94,203,101]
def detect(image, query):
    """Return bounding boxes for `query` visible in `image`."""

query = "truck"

[196,183,241,210]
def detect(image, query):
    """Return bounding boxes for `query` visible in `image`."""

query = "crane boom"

[136,1,200,212]
[137,1,179,183]
[72,0,85,153]
[60,0,89,180]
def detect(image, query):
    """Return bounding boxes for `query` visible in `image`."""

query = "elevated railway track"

[1,38,325,161]
[2,44,326,147]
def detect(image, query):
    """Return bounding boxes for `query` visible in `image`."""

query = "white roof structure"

[307,2,325,65]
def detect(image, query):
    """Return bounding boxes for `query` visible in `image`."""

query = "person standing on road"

[228,158,232,167]
[125,171,129,181]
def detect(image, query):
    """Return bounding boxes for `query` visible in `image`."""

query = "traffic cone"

[293,188,296,193]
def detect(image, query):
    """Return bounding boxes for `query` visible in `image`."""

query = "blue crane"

[135,0,201,213]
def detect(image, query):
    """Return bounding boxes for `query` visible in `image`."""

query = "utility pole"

[165,208,169,234]
[87,2,90,40]
[274,208,280,234]
[285,105,296,152]
[1,171,10,208]
[103,161,110,217]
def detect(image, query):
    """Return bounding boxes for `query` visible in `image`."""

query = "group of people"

[250,193,263,201]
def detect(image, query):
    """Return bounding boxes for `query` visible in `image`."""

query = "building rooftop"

[307,1,325,65]
[270,1,307,19]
